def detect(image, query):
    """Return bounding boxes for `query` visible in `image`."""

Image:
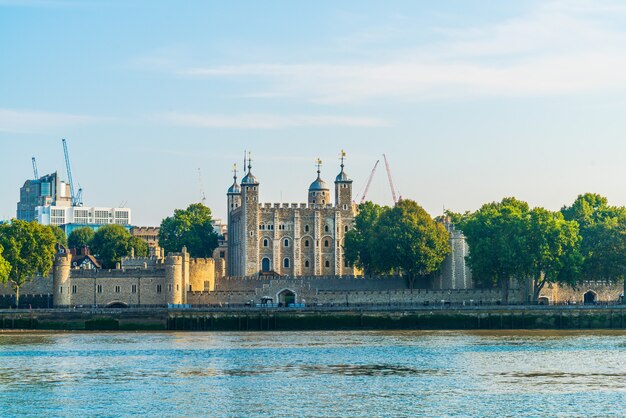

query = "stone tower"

[241,157,260,276]
[227,165,241,277]
[334,151,353,210]
[165,248,187,305]
[308,158,330,205]
[52,244,72,308]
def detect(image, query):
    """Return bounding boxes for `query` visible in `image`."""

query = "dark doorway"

[261,258,271,272]
[106,301,129,308]
[583,291,597,305]
[278,289,296,306]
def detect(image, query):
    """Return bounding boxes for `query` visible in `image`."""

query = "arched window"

[324,225,329,232]
[305,260,310,268]
[325,260,330,268]
[305,225,309,233]
[283,258,290,268]
[284,238,289,247]
[324,239,329,248]
[304,239,310,247]
[263,239,269,247]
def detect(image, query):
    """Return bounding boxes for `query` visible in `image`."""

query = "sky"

[2,0,626,226]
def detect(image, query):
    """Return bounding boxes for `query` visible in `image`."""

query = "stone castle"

[227,155,356,277]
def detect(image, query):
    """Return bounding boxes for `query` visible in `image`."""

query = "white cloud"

[157,112,389,129]
[174,0,626,103]
[0,108,99,134]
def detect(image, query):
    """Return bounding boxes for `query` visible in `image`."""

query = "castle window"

[343,204,348,210]
[283,258,290,268]
[304,239,310,247]
[156,284,162,294]
[59,286,63,294]
[305,225,309,232]
[204,281,210,291]
[220,251,225,258]
[176,284,179,291]
[259,224,265,230]
[72,285,77,294]
[325,260,330,268]
[324,225,329,232]
[115,285,121,293]
[324,239,329,247]
[263,239,269,247]
[284,238,289,247]
[344,260,350,267]
[168,284,173,292]
[344,225,349,233]
[97,284,102,294]
[132,284,137,294]
[305,260,310,268]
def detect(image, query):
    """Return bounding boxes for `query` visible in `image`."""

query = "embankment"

[2,306,626,331]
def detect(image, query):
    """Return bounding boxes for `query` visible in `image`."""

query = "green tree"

[0,220,57,308]
[130,236,148,257]
[0,245,10,285]
[373,199,450,288]
[561,193,626,281]
[526,208,582,301]
[49,226,68,247]
[344,202,387,275]
[90,224,134,269]
[458,197,531,292]
[158,203,219,258]
[68,227,95,250]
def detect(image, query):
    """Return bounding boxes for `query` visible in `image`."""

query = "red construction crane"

[383,154,400,205]
[355,160,380,204]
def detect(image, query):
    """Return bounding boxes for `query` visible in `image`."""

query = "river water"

[1,331,625,417]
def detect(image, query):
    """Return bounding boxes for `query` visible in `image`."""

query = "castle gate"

[277,289,296,306]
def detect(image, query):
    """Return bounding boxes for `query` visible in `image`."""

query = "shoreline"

[2,305,626,331]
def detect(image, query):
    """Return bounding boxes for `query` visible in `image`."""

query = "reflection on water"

[1,330,626,416]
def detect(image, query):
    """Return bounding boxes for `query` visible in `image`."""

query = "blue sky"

[2,0,626,225]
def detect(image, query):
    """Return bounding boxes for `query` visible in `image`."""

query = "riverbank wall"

[2,306,626,331]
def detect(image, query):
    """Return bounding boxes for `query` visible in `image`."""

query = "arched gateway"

[277,289,296,306]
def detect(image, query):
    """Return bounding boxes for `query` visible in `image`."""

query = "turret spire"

[316,158,322,177]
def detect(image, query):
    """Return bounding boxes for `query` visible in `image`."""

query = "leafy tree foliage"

[90,224,135,269]
[374,200,450,288]
[458,198,531,289]
[561,193,626,281]
[345,200,450,287]
[0,220,57,307]
[49,225,68,247]
[344,202,387,275]
[526,208,582,301]
[158,203,219,258]
[0,245,10,285]
[68,227,95,250]
[129,236,148,257]
[459,198,583,301]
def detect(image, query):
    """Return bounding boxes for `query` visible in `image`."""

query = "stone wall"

[539,282,624,304]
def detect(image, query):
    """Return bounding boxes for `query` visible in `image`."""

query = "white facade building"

[36,206,132,227]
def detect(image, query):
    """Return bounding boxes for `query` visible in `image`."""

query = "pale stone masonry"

[227,156,356,277]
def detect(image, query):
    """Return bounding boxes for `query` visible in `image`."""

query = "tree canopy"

[158,203,219,258]
[561,193,626,281]
[90,224,138,268]
[49,225,68,247]
[345,199,450,287]
[344,202,387,275]
[458,198,583,301]
[68,226,95,250]
[0,220,57,307]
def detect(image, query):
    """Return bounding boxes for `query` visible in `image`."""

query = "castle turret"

[241,154,260,276]
[52,244,72,307]
[165,249,185,305]
[334,150,353,211]
[308,158,330,205]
